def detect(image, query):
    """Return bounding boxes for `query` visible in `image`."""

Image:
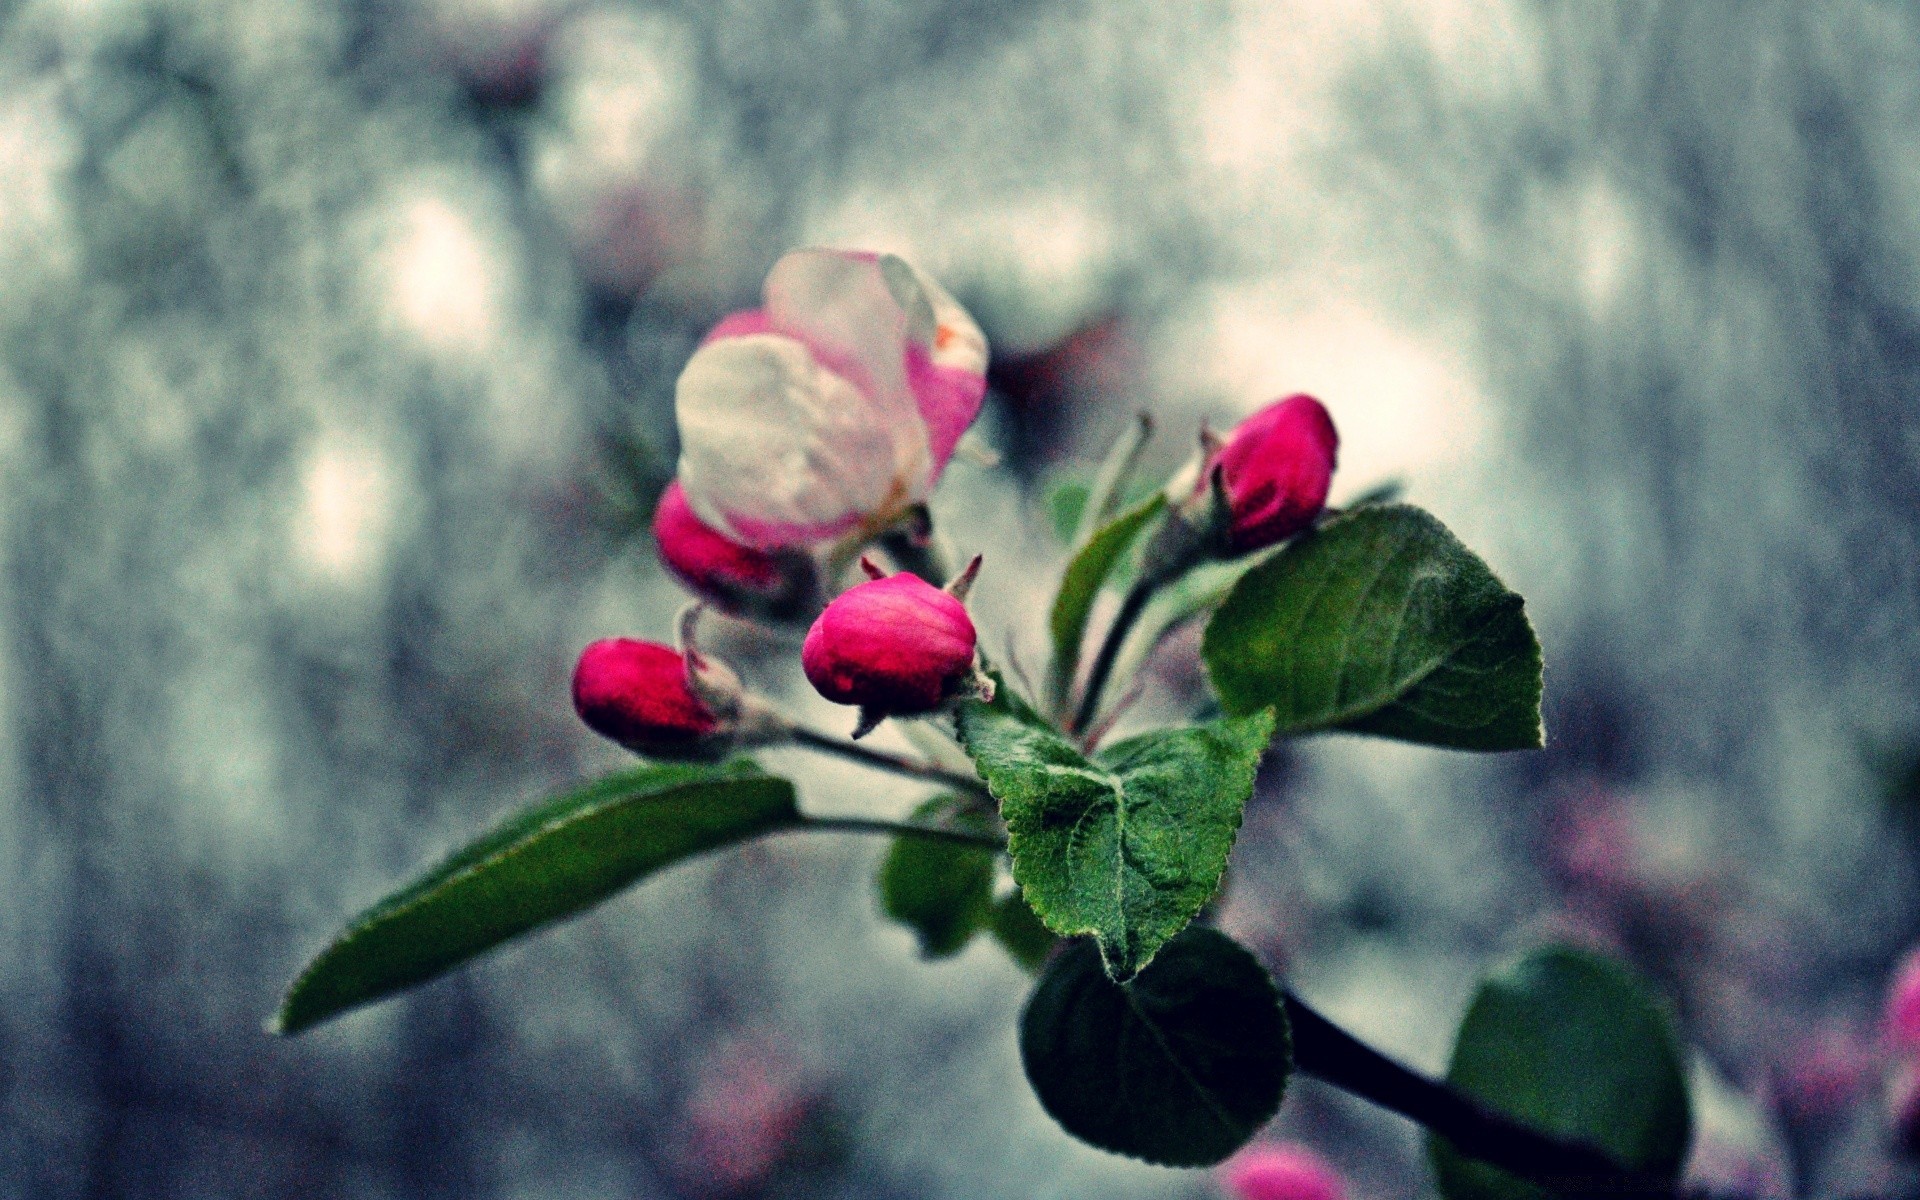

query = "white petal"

[675,333,930,545]
[762,249,918,420]
[889,255,988,377]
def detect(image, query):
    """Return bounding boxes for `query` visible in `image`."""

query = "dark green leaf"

[1047,492,1167,713]
[273,760,798,1034]
[957,700,1274,981]
[988,888,1057,973]
[1430,944,1693,1200]
[1203,504,1543,751]
[878,795,997,958]
[1020,928,1290,1166]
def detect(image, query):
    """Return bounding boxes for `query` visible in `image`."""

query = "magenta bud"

[653,481,818,621]
[1219,1143,1348,1200]
[1207,394,1339,554]
[801,572,979,725]
[572,638,730,759]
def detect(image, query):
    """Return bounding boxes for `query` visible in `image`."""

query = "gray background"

[1,0,1917,1195]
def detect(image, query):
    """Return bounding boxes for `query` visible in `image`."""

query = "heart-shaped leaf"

[1430,944,1693,1200]
[1203,504,1543,751]
[274,760,797,1034]
[1020,928,1290,1166]
[878,794,998,958]
[957,700,1273,981]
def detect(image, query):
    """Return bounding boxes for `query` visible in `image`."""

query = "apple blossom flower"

[801,557,988,736]
[653,480,818,620]
[674,248,988,550]
[679,1034,819,1194]
[1219,1142,1348,1200]
[1886,946,1920,1054]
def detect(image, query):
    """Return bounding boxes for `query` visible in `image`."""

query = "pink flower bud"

[1887,947,1920,1054]
[1207,394,1339,554]
[1219,1143,1348,1200]
[801,569,978,724]
[675,248,988,549]
[653,481,817,620]
[572,638,726,758]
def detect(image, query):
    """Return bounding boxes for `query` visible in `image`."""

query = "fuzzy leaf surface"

[274,760,797,1034]
[957,700,1273,980]
[1204,504,1543,750]
[1020,928,1290,1166]
[1429,944,1693,1200]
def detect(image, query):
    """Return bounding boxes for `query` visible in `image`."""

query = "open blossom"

[653,481,817,620]
[801,560,984,732]
[572,638,730,758]
[674,247,988,549]
[1219,1143,1348,1200]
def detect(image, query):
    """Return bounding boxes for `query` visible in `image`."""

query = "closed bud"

[572,637,735,759]
[653,481,819,622]
[1209,394,1338,554]
[1167,395,1338,559]
[801,560,987,736]
[1219,1143,1348,1200]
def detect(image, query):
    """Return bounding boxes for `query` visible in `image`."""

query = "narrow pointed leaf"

[957,700,1273,980]
[1430,944,1693,1200]
[1072,411,1154,545]
[878,795,997,958]
[1047,492,1166,712]
[1020,928,1290,1166]
[274,760,798,1034]
[1203,504,1543,751]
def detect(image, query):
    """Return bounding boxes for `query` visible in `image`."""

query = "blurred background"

[3,0,1920,1195]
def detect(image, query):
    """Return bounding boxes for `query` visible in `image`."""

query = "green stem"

[1070,575,1158,735]
[788,724,992,801]
[798,815,1007,852]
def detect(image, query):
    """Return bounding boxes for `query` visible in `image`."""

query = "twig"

[796,815,1006,852]
[1070,576,1157,735]
[1282,992,1673,1199]
[788,724,992,801]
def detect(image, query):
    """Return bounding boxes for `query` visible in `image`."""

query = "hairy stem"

[788,724,992,801]
[1282,992,1671,1198]
[797,814,1007,852]
[1070,576,1157,735]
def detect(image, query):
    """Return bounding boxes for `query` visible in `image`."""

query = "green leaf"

[1430,944,1693,1200]
[1047,478,1092,544]
[878,795,997,958]
[1047,492,1167,713]
[1203,504,1544,751]
[1020,928,1290,1166]
[1073,411,1155,546]
[273,760,798,1035]
[988,888,1058,973]
[957,700,1274,981]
